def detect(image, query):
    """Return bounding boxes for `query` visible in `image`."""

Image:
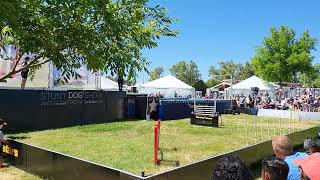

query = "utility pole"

[230,74,233,99]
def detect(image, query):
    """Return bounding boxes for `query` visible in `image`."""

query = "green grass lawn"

[0,166,42,180]
[8,114,320,175]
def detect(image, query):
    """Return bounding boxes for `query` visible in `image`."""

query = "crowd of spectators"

[231,87,320,112]
[211,131,320,180]
[148,92,164,98]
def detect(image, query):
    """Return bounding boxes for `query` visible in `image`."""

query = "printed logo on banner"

[2,145,19,157]
[195,116,213,120]
[40,91,104,106]
[40,92,68,106]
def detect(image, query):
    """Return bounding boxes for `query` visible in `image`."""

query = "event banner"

[40,90,104,106]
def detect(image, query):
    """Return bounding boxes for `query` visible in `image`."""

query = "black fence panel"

[2,140,142,180]
[126,94,148,119]
[146,126,319,180]
[106,91,126,121]
[0,89,126,131]
[1,127,318,180]
[158,100,231,120]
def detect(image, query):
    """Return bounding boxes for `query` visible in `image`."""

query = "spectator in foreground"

[261,157,289,180]
[304,138,320,154]
[211,154,253,180]
[0,119,8,168]
[272,135,308,180]
[294,152,320,180]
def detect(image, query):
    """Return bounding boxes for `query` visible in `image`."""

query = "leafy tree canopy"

[298,63,320,88]
[237,62,255,80]
[208,60,243,80]
[0,0,177,83]
[169,60,201,87]
[149,66,164,81]
[251,26,317,83]
[207,60,253,86]
[206,78,220,88]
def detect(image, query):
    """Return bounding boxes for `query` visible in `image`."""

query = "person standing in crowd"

[272,135,308,180]
[21,57,30,89]
[246,95,253,108]
[0,119,8,168]
[174,91,177,98]
[239,94,245,108]
[304,138,320,154]
[261,157,289,180]
[211,154,253,180]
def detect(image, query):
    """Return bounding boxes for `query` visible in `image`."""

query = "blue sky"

[140,0,320,83]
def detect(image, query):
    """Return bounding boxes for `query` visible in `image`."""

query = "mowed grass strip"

[8,115,320,175]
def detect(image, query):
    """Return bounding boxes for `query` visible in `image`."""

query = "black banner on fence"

[190,115,219,127]
[0,89,126,131]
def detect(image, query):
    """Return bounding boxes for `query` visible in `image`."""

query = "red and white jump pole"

[153,119,161,165]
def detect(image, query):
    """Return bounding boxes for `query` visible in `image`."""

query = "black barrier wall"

[126,94,148,119]
[145,126,319,180]
[2,140,141,180]
[2,127,318,180]
[159,100,231,120]
[0,89,126,131]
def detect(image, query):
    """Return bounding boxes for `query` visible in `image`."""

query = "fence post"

[154,125,159,165]
[260,117,263,142]
[254,117,257,144]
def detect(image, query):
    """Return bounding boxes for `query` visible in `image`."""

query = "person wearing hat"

[294,153,320,180]
[0,119,8,168]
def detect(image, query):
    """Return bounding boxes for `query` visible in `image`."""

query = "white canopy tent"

[139,75,195,98]
[100,77,119,90]
[232,76,277,90]
[228,76,278,97]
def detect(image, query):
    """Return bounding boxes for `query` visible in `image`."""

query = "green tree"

[206,78,220,88]
[208,61,242,79]
[251,26,317,83]
[149,67,164,81]
[0,0,177,86]
[238,62,255,80]
[208,65,220,77]
[169,60,201,87]
[207,60,243,87]
[194,79,207,95]
[299,63,320,88]
[218,60,242,79]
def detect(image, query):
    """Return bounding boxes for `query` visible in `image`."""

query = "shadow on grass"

[6,136,30,140]
[158,159,180,167]
[160,147,178,152]
[158,147,180,167]
[4,119,152,134]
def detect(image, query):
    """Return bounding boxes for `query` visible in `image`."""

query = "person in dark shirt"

[211,155,253,180]
[261,157,289,180]
[0,119,8,168]
[21,57,30,89]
